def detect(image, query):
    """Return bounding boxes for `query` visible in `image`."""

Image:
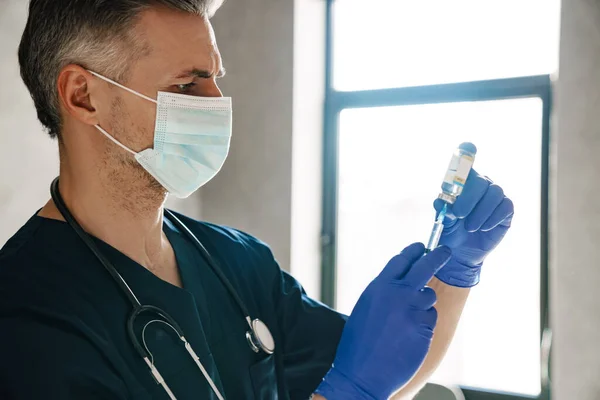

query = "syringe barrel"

[426,220,445,253]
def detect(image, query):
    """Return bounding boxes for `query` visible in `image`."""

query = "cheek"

[126,102,157,149]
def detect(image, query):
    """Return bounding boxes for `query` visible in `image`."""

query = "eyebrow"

[173,67,226,80]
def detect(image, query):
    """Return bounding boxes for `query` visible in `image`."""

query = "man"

[0,1,513,399]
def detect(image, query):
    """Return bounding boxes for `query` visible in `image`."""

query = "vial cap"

[438,192,456,204]
[459,142,477,155]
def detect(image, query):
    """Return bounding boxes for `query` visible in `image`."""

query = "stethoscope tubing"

[49,178,275,400]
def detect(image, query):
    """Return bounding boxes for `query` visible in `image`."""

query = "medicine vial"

[426,142,477,253]
[438,142,477,204]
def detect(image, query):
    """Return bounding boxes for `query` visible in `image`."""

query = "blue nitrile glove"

[314,243,452,400]
[434,169,514,287]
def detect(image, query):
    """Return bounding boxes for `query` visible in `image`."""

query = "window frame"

[319,1,551,399]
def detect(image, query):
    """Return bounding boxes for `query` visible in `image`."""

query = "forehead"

[131,7,222,78]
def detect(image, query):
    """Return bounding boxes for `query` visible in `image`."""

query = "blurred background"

[1,0,598,399]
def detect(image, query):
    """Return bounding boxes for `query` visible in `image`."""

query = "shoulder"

[0,214,46,264]
[0,214,53,296]
[0,215,102,317]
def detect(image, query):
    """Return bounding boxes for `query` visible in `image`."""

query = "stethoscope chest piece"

[246,319,275,354]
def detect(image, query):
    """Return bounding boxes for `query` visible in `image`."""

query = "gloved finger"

[452,170,491,219]
[480,225,511,252]
[402,246,452,289]
[464,184,505,232]
[421,307,438,328]
[378,242,426,281]
[481,197,515,231]
[411,287,437,310]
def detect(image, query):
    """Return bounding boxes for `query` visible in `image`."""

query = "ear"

[56,65,104,128]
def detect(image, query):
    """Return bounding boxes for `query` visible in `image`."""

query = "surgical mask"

[88,70,232,199]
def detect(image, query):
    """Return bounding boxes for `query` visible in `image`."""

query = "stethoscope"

[50,178,275,400]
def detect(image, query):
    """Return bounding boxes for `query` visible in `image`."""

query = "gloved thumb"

[378,242,426,281]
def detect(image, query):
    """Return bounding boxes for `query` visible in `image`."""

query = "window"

[337,99,542,396]
[321,1,558,399]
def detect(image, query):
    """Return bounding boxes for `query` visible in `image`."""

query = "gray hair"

[18,0,224,138]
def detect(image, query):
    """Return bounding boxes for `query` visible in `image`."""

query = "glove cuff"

[314,367,377,400]
[435,260,482,288]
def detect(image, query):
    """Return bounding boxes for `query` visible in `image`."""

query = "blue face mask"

[88,70,232,199]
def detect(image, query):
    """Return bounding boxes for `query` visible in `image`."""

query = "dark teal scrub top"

[0,211,346,399]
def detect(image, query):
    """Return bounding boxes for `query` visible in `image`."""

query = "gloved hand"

[434,169,514,287]
[314,243,452,400]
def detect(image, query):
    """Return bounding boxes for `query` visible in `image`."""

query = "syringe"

[425,143,477,253]
[426,203,447,253]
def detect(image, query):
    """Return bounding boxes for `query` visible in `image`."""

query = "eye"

[176,82,196,93]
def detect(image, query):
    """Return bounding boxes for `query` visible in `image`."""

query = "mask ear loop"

[94,125,137,156]
[86,70,158,156]
[87,70,158,104]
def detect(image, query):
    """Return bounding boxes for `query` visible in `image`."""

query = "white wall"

[202,0,290,273]
[552,0,600,398]
[203,0,325,289]
[0,1,59,246]
[290,0,326,295]
[204,0,295,271]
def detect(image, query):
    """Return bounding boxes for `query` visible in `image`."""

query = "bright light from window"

[336,99,542,395]
[333,0,561,91]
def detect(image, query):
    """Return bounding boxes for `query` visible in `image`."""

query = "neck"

[40,153,170,270]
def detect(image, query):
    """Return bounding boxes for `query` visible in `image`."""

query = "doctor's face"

[93,7,225,187]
